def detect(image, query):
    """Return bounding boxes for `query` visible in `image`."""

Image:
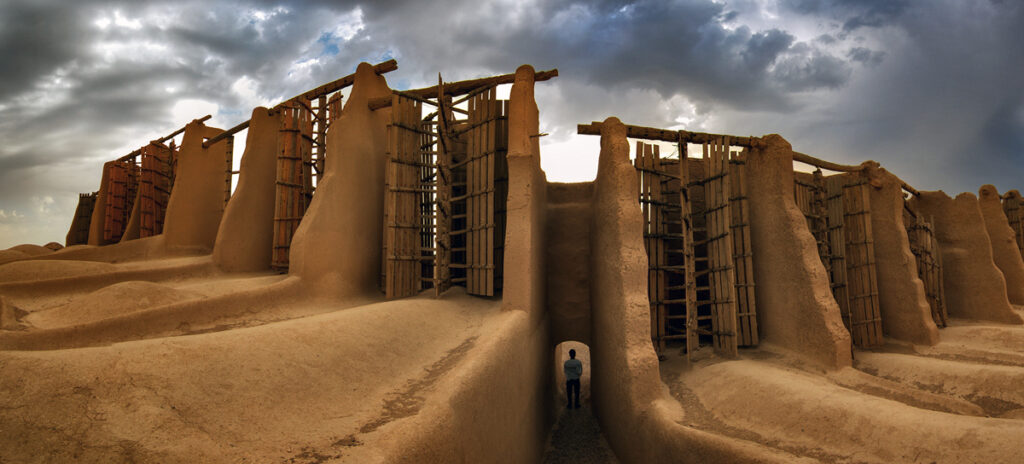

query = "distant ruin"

[2,60,1023,463]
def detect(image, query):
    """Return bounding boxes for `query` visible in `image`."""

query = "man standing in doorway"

[564,349,582,409]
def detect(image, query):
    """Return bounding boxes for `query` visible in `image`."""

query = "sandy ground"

[660,318,1024,464]
[3,244,1023,463]
[0,286,499,463]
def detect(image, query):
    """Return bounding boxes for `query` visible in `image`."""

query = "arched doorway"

[552,340,591,410]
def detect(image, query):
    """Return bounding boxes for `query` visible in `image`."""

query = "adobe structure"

[1,60,1023,463]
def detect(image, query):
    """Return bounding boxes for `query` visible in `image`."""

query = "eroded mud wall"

[86,162,115,246]
[587,118,799,464]
[213,108,280,272]
[287,63,391,298]
[912,191,1021,323]
[546,182,593,345]
[978,185,1024,305]
[746,135,851,369]
[863,166,939,345]
[161,121,229,253]
[502,66,548,325]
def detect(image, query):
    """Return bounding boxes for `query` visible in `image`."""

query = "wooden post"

[679,142,698,359]
[224,134,234,208]
[434,79,454,296]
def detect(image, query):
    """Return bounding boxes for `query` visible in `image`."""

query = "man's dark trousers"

[566,379,580,409]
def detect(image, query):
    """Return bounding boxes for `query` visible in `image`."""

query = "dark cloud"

[0,0,1021,247]
[0,0,93,100]
[781,0,910,30]
[846,47,885,66]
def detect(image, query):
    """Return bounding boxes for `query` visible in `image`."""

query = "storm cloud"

[0,0,1021,247]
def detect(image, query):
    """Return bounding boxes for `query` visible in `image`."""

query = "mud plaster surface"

[913,191,1021,324]
[978,185,1024,305]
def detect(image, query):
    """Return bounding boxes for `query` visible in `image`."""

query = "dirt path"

[542,407,619,464]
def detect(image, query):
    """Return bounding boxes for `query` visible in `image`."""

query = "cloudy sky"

[1,0,1022,248]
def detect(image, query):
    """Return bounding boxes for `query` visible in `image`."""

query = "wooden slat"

[825,175,852,330]
[102,159,138,243]
[1004,191,1024,256]
[223,135,234,207]
[679,144,698,359]
[434,81,453,296]
[842,180,884,347]
[653,144,666,353]
[138,143,173,237]
[730,152,757,347]
[271,104,315,270]
[908,213,948,327]
[705,138,738,357]
[66,192,97,245]
[383,95,424,298]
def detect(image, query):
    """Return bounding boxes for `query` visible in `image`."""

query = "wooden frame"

[907,213,948,327]
[271,103,314,270]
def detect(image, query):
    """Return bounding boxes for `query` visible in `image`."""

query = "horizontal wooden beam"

[791,151,864,173]
[203,59,398,148]
[202,119,251,149]
[576,121,760,147]
[117,115,212,161]
[277,59,397,109]
[577,120,925,194]
[368,68,559,110]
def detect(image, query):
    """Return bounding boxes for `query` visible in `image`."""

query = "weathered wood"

[271,104,314,270]
[908,214,948,327]
[67,192,97,246]
[368,68,558,110]
[579,122,760,148]
[383,95,424,298]
[825,175,852,330]
[138,143,173,237]
[102,159,138,243]
[223,135,234,207]
[434,79,453,296]
[792,151,865,173]
[730,151,757,347]
[842,179,883,347]
[679,143,698,360]
[1003,191,1024,255]
[705,138,738,357]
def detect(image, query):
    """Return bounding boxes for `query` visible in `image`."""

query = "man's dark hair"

[569,349,576,358]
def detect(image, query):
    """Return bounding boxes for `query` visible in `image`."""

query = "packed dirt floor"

[660,306,1024,464]
[0,252,501,463]
[542,408,619,464]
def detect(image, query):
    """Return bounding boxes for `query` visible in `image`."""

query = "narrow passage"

[542,407,619,464]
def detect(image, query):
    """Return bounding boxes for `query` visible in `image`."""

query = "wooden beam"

[204,59,398,148]
[202,119,251,149]
[280,59,397,105]
[117,115,212,161]
[576,121,761,148]
[368,68,559,111]
[791,151,865,173]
